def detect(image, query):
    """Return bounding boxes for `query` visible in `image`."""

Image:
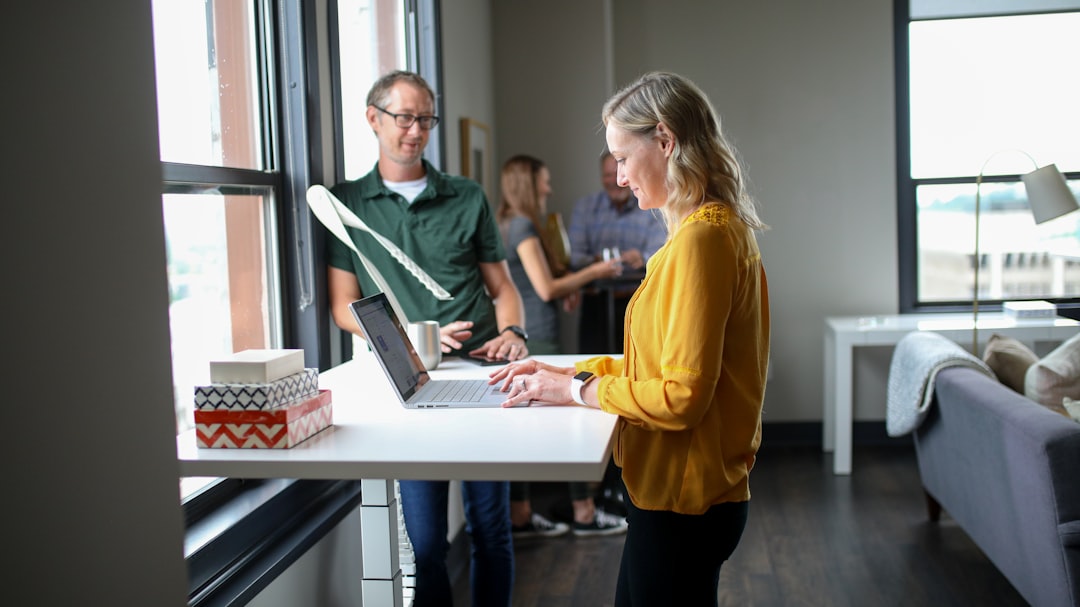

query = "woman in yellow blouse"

[491,71,770,606]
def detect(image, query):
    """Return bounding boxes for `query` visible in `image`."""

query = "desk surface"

[176,353,617,482]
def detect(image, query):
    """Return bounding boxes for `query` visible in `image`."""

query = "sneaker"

[512,512,570,539]
[572,508,628,537]
[597,491,628,518]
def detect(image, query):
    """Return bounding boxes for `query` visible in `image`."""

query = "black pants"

[614,493,749,606]
[579,292,631,354]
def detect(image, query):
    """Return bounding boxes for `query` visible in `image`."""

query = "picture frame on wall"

[460,117,493,201]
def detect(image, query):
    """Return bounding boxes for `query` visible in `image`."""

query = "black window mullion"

[162,162,280,189]
[896,0,1080,315]
[276,0,332,371]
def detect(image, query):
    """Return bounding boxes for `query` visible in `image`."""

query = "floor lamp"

[972,155,1079,353]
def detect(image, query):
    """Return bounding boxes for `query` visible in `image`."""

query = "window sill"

[185,478,362,607]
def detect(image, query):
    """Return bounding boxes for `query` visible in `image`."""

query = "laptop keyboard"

[425,379,491,402]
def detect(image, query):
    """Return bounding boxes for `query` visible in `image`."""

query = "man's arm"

[476,260,528,360]
[328,266,364,336]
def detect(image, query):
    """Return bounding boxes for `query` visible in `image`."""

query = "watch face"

[574,371,594,382]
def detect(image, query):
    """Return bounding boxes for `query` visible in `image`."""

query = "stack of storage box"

[194,349,333,448]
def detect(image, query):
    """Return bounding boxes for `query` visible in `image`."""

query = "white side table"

[823,313,1078,475]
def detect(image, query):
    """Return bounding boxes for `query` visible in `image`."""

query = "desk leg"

[823,329,835,453]
[360,479,404,607]
[833,339,853,475]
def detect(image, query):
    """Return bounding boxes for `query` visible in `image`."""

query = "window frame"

[168,0,312,494]
[173,1,440,603]
[894,0,1080,316]
[167,0,340,601]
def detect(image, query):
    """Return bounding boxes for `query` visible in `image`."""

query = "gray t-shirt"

[504,216,558,345]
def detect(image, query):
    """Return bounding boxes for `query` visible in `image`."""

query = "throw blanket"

[886,331,996,436]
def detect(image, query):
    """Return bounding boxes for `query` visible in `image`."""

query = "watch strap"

[501,325,528,342]
[571,371,595,406]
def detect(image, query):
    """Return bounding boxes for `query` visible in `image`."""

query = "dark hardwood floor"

[451,444,1028,606]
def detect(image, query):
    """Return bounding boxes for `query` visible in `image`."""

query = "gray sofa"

[916,365,1080,606]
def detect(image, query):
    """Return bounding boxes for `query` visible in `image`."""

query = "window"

[334,0,408,179]
[152,0,440,602]
[153,0,286,501]
[333,0,445,180]
[897,1,1080,313]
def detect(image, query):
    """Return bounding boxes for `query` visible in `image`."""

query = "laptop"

[348,293,511,408]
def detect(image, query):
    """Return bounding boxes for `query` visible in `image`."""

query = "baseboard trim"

[762,421,912,448]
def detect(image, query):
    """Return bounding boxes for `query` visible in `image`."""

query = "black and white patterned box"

[194,368,319,411]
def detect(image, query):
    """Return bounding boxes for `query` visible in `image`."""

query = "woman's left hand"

[489,361,576,408]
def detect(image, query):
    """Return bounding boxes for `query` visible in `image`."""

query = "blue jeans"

[398,479,514,606]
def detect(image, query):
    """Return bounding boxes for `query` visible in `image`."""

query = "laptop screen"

[348,294,431,401]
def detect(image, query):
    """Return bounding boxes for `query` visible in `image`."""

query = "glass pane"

[337,0,408,179]
[164,190,279,437]
[909,13,1080,179]
[916,180,1080,302]
[152,0,264,170]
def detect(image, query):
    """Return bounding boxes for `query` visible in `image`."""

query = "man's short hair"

[366,70,436,108]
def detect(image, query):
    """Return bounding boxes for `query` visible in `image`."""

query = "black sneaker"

[597,490,628,518]
[512,512,570,539]
[572,508,628,537]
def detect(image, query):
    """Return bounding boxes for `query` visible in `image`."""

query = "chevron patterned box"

[194,368,319,411]
[195,389,333,448]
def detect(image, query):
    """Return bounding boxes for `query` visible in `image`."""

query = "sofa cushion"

[983,333,1038,394]
[1064,397,1080,423]
[1024,332,1080,417]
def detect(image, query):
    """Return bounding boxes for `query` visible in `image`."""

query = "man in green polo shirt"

[324,70,524,606]
[326,71,528,361]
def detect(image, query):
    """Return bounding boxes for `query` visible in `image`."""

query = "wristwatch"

[501,325,528,342]
[570,371,596,405]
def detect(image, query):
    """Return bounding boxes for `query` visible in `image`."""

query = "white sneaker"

[572,508,628,537]
[512,512,570,539]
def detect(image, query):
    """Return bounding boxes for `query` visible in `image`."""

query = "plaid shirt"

[567,190,668,270]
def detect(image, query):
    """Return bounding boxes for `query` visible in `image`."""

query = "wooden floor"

[452,444,1028,606]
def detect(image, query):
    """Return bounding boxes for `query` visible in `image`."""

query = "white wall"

[5,3,188,604]
[441,0,497,180]
[493,0,899,422]
[491,0,614,217]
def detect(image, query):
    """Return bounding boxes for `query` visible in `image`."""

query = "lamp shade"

[1022,164,1079,224]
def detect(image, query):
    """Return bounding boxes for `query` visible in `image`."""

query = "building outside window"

[153,0,420,503]
[899,1,1080,312]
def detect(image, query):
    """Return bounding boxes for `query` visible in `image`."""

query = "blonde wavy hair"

[601,71,766,235]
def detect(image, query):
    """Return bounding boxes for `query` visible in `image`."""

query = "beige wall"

[8,3,188,604]
[492,0,614,218]
[492,0,899,422]
[441,0,497,180]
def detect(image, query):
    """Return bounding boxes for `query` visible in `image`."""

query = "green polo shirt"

[327,160,506,351]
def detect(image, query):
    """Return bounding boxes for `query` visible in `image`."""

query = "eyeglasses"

[373,106,440,130]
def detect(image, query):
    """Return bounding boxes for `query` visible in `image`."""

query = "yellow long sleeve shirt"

[577,203,770,515]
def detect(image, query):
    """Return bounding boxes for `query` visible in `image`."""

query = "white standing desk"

[823,313,1078,476]
[177,352,616,606]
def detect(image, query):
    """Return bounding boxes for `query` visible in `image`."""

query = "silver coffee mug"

[406,320,442,370]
